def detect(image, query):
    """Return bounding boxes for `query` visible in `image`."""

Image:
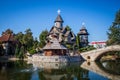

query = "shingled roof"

[43,38,67,50]
[0,34,15,42]
[78,27,89,35]
[54,14,64,22]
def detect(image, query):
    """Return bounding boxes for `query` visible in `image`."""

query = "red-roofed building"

[0,33,16,56]
[89,41,106,48]
[0,34,15,42]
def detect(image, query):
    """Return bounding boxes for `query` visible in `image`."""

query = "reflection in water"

[31,70,40,80]
[81,61,120,80]
[30,61,90,80]
[0,60,119,80]
[0,60,33,80]
[100,61,120,75]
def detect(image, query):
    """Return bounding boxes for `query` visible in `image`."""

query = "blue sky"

[0,0,120,42]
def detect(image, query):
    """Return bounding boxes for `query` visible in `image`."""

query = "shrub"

[79,45,96,53]
[29,49,37,55]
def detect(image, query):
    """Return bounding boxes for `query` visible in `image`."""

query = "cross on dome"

[82,22,85,26]
[57,9,61,14]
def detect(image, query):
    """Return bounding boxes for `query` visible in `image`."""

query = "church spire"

[77,22,89,47]
[54,9,64,28]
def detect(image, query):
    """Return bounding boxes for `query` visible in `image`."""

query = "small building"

[43,37,68,56]
[78,23,89,47]
[0,33,16,55]
[89,41,106,48]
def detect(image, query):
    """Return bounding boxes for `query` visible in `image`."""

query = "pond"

[0,60,120,80]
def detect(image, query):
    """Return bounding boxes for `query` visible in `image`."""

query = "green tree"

[2,28,13,35]
[15,29,35,57]
[33,37,39,49]
[18,46,25,59]
[76,34,80,48]
[107,10,120,45]
[39,30,48,48]
[15,32,24,44]
[15,32,26,58]
[23,28,34,50]
[15,44,20,58]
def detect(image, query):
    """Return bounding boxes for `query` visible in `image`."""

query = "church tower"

[54,10,64,28]
[48,10,76,46]
[78,23,89,47]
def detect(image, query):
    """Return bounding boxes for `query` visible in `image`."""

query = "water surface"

[0,60,119,80]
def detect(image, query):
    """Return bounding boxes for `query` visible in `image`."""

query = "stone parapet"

[28,55,83,62]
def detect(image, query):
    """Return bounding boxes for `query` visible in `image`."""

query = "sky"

[0,0,120,42]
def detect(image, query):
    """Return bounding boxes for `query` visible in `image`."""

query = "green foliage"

[66,25,71,31]
[79,46,96,52]
[2,28,13,35]
[15,28,34,51]
[115,10,120,24]
[29,49,37,55]
[23,28,34,50]
[14,28,39,58]
[107,10,120,45]
[1,28,40,58]
[33,37,39,49]
[18,46,25,59]
[76,34,80,48]
[39,29,48,48]
[15,32,24,44]
[15,45,20,58]
[66,44,73,50]
[102,51,120,60]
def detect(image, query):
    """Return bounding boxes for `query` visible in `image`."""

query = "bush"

[66,44,73,50]
[29,49,37,55]
[18,46,25,59]
[79,45,96,52]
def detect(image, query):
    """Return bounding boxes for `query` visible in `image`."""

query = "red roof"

[0,34,15,42]
[91,41,106,44]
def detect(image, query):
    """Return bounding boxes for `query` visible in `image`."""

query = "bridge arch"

[95,50,120,61]
[81,45,120,61]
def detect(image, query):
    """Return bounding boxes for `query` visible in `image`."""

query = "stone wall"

[28,54,82,62]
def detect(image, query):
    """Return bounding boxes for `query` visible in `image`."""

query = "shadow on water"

[96,60,120,75]
[81,60,120,80]
[0,60,120,80]
[0,60,33,80]
[0,60,90,80]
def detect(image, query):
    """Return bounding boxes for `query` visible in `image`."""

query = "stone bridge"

[81,62,120,80]
[81,45,120,61]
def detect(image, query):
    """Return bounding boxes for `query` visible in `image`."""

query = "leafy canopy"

[107,10,120,45]
[39,29,48,47]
